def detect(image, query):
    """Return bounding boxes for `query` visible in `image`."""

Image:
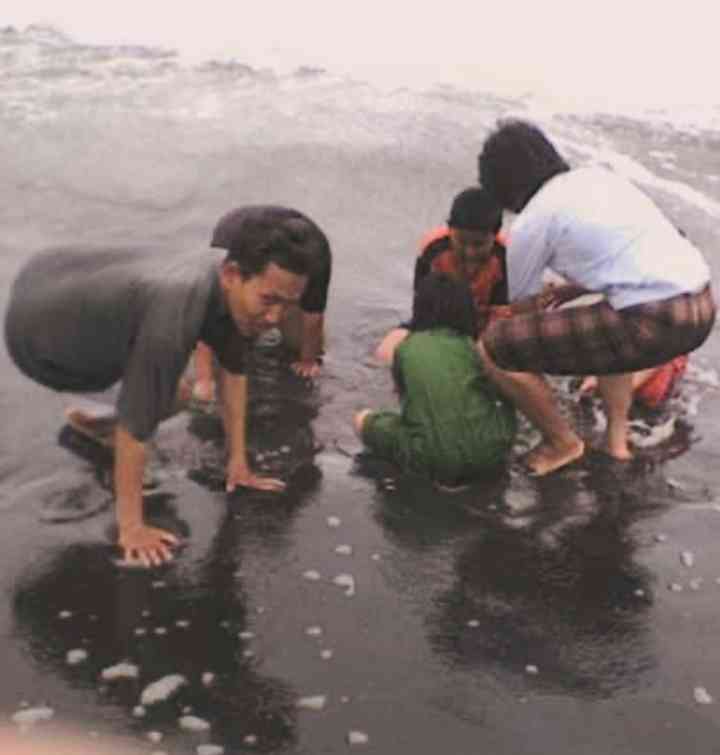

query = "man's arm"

[192,341,216,402]
[114,423,178,567]
[219,369,286,492]
[509,283,590,315]
[291,312,325,378]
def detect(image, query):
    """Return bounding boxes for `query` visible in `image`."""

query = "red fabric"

[634,355,688,408]
[418,225,451,252]
[416,226,508,329]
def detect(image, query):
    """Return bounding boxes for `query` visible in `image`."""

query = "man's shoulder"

[418,226,451,263]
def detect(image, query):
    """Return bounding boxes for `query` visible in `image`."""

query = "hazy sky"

[3,0,718,106]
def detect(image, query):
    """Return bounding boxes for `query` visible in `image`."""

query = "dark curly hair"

[211,205,330,279]
[411,272,478,340]
[447,187,503,232]
[478,119,570,212]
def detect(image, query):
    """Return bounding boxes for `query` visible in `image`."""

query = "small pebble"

[243,649,255,658]
[154,627,168,636]
[147,731,163,743]
[132,706,146,718]
[681,550,695,568]
[197,746,224,755]
[102,662,140,681]
[141,674,188,705]
[179,715,211,732]
[280,445,291,453]
[634,589,645,597]
[347,730,369,745]
[371,554,381,561]
[467,619,480,628]
[305,626,323,637]
[525,665,539,675]
[11,706,54,727]
[152,581,166,589]
[66,649,88,665]
[303,570,322,581]
[296,695,327,711]
[333,573,356,596]
[320,649,334,660]
[243,734,258,745]
[238,630,255,640]
[142,610,151,618]
[134,628,147,636]
[327,516,341,528]
[690,578,703,591]
[176,619,191,628]
[655,533,668,543]
[58,610,73,620]
[335,544,353,556]
[669,583,683,592]
[202,672,215,687]
[256,607,266,614]
[694,686,714,704]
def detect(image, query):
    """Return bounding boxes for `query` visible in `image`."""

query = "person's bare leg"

[65,403,117,448]
[596,373,634,460]
[630,367,659,391]
[66,378,193,449]
[374,328,410,365]
[476,341,584,475]
[580,367,657,397]
[578,375,598,395]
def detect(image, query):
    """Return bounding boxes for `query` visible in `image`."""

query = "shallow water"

[1,24,720,755]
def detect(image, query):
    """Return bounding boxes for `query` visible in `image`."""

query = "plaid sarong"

[482,285,715,376]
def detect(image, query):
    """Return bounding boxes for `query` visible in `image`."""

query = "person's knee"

[353,409,372,437]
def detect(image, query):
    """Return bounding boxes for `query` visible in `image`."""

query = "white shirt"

[507,167,711,309]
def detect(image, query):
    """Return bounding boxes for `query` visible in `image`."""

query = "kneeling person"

[4,209,324,566]
[193,205,332,401]
[355,273,516,489]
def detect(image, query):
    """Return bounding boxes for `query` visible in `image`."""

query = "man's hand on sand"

[291,359,322,379]
[118,523,179,568]
[225,459,286,494]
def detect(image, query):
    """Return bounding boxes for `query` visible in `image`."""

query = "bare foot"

[65,406,117,449]
[598,439,634,462]
[578,376,598,395]
[524,438,585,476]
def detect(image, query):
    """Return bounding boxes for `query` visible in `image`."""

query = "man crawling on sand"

[4,206,331,567]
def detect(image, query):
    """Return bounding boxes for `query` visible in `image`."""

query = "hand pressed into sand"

[225,456,286,493]
[290,359,322,379]
[118,521,178,568]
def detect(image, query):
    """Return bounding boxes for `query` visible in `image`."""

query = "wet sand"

[1,26,720,754]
